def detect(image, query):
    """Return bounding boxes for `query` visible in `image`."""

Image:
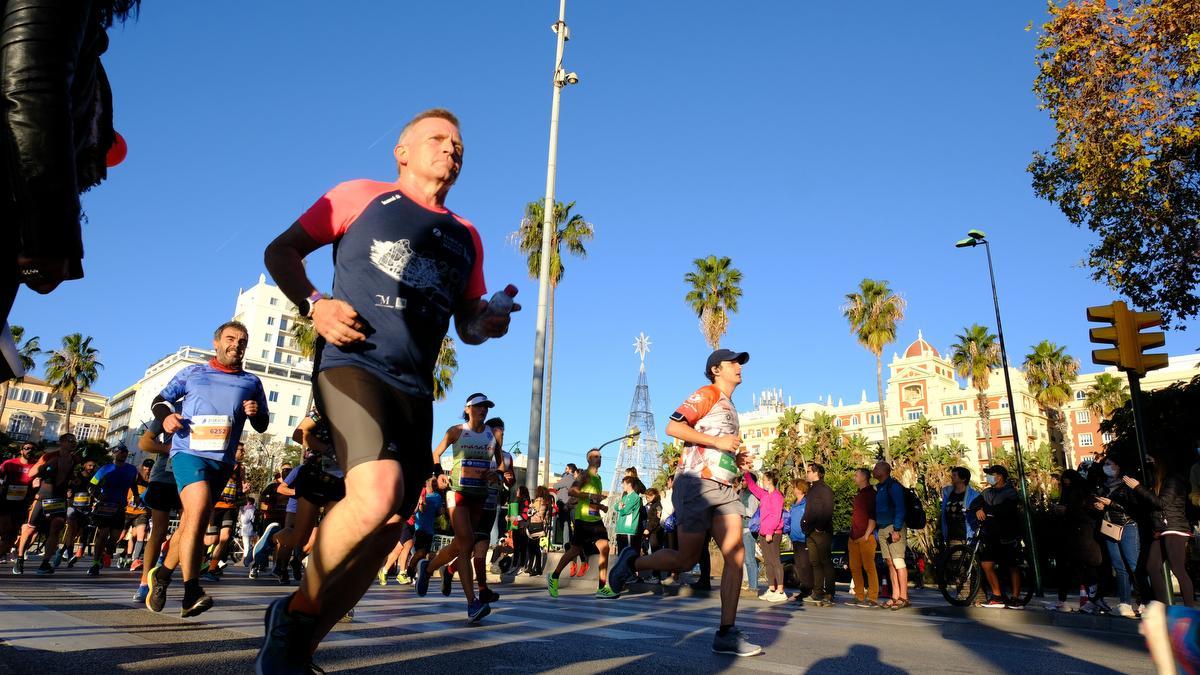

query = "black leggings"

[808,531,835,600]
[759,536,783,589]
[1148,534,1194,607]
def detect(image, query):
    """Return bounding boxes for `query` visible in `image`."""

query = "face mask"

[985,475,997,486]
[1103,464,1117,477]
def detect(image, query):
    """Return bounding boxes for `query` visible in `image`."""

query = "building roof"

[903,330,940,359]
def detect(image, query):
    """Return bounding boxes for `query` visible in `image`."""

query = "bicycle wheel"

[939,544,982,607]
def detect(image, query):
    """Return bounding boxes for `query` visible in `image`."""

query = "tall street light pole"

[526,0,579,492]
[955,229,1044,596]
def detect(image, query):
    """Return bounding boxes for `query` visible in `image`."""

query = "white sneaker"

[768,591,788,603]
[1044,600,1067,612]
[1117,603,1136,618]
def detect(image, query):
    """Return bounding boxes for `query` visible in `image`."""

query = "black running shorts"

[315,366,434,519]
[570,519,607,556]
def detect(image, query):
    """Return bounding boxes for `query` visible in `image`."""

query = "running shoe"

[86,561,100,577]
[1093,598,1112,613]
[595,585,619,599]
[377,568,388,586]
[146,565,171,612]
[396,572,411,585]
[479,588,501,604]
[606,547,638,594]
[980,597,1006,609]
[35,561,53,576]
[568,561,578,577]
[249,567,261,580]
[712,628,762,657]
[547,574,559,598]
[1117,603,1137,618]
[466,600,491,624]
[66,554,80,568]
[415,559,431,597]
[1079,601,1100,615]
[441,568,453,597]
[130,559,143,572]
[1142,600,1200,675]
[51,549,64,568]
[578,561,589,577]
[256,596,320,675]
[339,608,355,624]
[11,558,23,575]
[133,585,149,603]
[201,571,221,583]
[102,553,112,568]
[253,523,280,568]
[276,568,291,586]
[181,588,214,618]
[243,554,252,568]
[1005,597,1027,611]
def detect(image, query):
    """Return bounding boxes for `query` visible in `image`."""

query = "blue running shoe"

[467,600,491,624]
[133,584,149,603]
[415,559,431,597]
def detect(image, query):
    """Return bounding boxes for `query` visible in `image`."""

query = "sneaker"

[396,572,411,585]
[252,523,280,568]
[146,566,171,613]
[466,600,491,624]
[249,567,261,580]
[568,561,578,577]
[578,562,589,577]
[1094,598,1112,613]
[290,558,303,581]
[606,547,638,594]
[181,589,214,618]
[255,596,320,675]
[690,579,713,592]
[547,574,559,598]
[1117,602,1137,618]
[441,568,453,597]
[200,571,221,583]
[130,559,143,572]
[66,554,80,568]
[1079,601,1100,615]
[243,555,252,568]
[479,588,501,604]
[595,585,619,599]
[276,568,291,586]
[712,628,762,657]
[1045,600,1068,612]
[51,549,64,568]
[981,597,1006,609]
[12,558,23,575]
[102,553,112,568]
[133,585,149,603]
[415,559,432,597]
[86,562,100,577]
[1005,598,1026,610]
[35,561,53,576]
[377,568,388,586]
[339,608,354,624]
[768,591,789,603]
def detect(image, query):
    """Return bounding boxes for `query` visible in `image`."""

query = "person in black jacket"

[802,463,835,606]
[1132,455,1194,607]
[1092,454,1148,617]
[0,0,137,375]
[1052,470,1103,613]
[971,465,1024,608]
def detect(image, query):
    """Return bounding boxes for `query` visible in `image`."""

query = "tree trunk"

[0,381,9,426]
[977,391,993,460]
[63,394,74,439]
[876,354,889,455]
[1055,408,1074,467]
[542,286,556,486]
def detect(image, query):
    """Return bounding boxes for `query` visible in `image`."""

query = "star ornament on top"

[633,333,652,363]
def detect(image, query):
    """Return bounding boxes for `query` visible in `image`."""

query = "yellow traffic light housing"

[1085,301,1168,376]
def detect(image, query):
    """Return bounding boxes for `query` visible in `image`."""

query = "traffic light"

[1086,301,1169,376]
[626,428,641,448]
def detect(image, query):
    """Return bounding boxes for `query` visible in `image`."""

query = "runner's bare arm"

[293,416,330,454]
[264,222,365,346]
[137,430,169,455]
[664,419,741,453]
[431,427,462,464]
[452,296,520,346]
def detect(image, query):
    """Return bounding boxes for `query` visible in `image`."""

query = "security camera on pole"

[526,0,580,492]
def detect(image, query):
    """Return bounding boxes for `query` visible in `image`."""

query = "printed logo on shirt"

[369,238,442,290]
[374,294,408,311]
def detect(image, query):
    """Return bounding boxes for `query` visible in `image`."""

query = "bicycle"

[937,523,1033,607]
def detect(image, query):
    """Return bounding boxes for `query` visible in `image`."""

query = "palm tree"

[290,317,317,361]
[842,279,906,453]
[513,199,594,482]
[0,325,42,422]
[685,255,743,349]
[44,334,103,434]
[1023,340,1080,465]
[1085,373,1129,419]
[950,324,1000,457]
[432,336,458,402]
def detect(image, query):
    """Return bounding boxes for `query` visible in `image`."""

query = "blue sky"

[15,2,1199,475]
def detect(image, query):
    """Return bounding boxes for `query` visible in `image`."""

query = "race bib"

[460,459,490,487]
[42,497,66,514]
[72,494,91,508]
[5,484,28,501]
[190,415,233,451]
[94,502,120,517]
[588,502,600,518]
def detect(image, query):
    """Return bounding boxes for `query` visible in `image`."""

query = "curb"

[917,602,1143,635]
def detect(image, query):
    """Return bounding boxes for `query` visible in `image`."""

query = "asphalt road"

[0,562,1153,674]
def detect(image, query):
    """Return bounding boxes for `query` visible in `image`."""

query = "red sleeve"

[453,214,487,299]
[673,386,718,427]
[297,179,394,245]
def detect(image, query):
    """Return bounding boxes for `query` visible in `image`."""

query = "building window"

[1075,390,1086,400]
[268,391,279,403]
[73,422,100,441]
[1000,419,1013,436]
[849,415,859,426]
[264,333,271,342]
[267,317,276,326]
[7,387,17,400]
[291,394,302,406]
[1075,410,1091,424]
[943,423,963,439]
[7,413,32,436]
[261,350,269,359]
[1102,432,1114,443]
[32,392,43,405]
[835,418,843,427]
[287,415,298,427]
[269,297,278,306]
[20,389,32,402]
[906,410,922,421]
[1080,433,1094,447]
[868,414,881,424]
[999,398,1009,409]
[943,403,964,416]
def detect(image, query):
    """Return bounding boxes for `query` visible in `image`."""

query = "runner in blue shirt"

[146,320,268,619]
[85,444,136,577]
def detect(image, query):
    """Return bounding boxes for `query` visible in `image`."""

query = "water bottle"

[465,285,517,342]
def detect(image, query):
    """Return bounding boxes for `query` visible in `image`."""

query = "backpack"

[748,507,761,535]
[903,486,927,529]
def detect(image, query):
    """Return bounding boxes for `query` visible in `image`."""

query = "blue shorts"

[172,453,233,502]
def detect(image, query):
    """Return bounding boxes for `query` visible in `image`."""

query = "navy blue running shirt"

[298,179,486,399]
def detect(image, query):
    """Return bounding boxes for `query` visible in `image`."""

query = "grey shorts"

[878,525,907,560]
[671,474,741,534]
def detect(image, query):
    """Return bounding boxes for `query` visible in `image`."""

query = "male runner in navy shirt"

[147,321,268,617]
[259,108,518,673]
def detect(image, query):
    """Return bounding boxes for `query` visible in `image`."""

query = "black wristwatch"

[299,290,324,318]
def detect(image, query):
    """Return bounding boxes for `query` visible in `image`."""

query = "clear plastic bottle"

[465,285,518,342]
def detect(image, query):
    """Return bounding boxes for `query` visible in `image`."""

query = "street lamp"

[526,0,580,492]
[955,228,1044,596]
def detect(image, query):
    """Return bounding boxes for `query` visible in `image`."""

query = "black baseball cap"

[983,465,1009,479]
[705,349,749,380]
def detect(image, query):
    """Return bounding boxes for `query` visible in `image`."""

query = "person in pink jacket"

[745,470,786,602]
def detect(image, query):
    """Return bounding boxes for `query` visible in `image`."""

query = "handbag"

[1099,516,1124,542]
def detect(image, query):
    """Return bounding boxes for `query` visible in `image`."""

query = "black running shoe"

[181,588,214,618]
[441,568,453,597]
